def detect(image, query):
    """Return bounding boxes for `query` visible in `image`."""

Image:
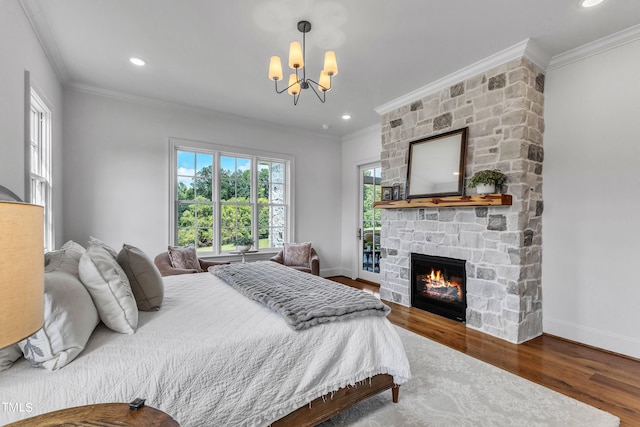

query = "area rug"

[320,326,620,427]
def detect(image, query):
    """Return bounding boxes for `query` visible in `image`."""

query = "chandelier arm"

[306,80,326,103]
[306,77,331,92]
[274,78,301,94]
[293,92,301,106]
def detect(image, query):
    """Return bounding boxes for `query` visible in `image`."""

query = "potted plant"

[232,235,254,252]
[468,169,507,194]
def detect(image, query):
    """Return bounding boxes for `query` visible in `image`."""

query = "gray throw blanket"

[210,261,390,330]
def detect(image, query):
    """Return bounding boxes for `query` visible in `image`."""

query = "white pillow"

[0,345,23,372]
[44,240,86,278]
[79,244,138,334]
[18,270,99,371]
[89,236,119,259]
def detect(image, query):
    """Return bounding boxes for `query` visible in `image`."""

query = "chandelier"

[268,20,338,105]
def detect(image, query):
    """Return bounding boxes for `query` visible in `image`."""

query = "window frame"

[169,138,295,257]
[27,85,53,251]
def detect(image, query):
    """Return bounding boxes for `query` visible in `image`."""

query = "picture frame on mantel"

[381,186,393,201]
[392,184,401,200]
[406,127,468,199]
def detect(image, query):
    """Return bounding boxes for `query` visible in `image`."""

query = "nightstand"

[6,402,179,426]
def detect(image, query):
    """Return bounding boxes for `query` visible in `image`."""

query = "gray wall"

[543,38,640,358]
[62,88,343,275]
[0,0,64,246]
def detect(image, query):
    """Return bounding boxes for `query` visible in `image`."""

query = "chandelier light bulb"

[287,74,300,96]
[288,42,304,69]
[319,71,331,92]
[323,51,338,76]
[269,56,283,81]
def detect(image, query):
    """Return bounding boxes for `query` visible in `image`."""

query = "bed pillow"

[18,270,99,371]
[44,240,86,278]
[0,345,23,372]
[168,245,202,272]
[283,242,312,267]
[117,244,164,311]
[79,244,138,334]
[89,236,119,259]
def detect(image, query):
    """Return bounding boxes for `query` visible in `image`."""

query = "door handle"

[357,228,362,240]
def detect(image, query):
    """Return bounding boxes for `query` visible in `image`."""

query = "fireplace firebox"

[411,253,466,322]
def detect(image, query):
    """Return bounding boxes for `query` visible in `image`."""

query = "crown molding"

[67,83,340,142]
[375,39,549,116]
[19,0,69,83]
[68,82,191,110]
[548,24,640,71]
[342,123,381,143]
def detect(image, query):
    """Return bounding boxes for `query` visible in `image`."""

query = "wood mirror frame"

[406,127,468,199]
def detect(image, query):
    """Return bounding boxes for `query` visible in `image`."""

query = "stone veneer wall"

[379,57,545,343]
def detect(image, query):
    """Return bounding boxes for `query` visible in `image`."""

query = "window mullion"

[213,151,221,255]
[251,156,258,246]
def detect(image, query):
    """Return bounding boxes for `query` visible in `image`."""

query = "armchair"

[153,252,229,277]
[270,246,320,276]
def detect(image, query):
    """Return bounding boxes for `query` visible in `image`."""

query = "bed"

[0,260,411,426]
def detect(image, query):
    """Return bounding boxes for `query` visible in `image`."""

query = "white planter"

[475,183,495,195]
[236,245,252,252]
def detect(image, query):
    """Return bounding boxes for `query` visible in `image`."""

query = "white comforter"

[0,272,411,426]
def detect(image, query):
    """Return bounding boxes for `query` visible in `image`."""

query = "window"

[171,140,292,255]
[29,89,53,251]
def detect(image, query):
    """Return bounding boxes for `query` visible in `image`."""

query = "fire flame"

[422,268,462,300]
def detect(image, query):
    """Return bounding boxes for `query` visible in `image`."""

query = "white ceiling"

[22,0,640,137]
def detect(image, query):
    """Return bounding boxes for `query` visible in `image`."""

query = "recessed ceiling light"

[341,114,351,120]
[129,57,146,66]
[579,0,604,8]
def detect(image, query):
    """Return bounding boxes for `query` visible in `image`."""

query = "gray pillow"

[167,245,202,272]
[117,244,164,311]
[283,242,312,267]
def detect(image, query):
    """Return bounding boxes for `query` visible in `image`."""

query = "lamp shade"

[323,51,338,76]
[0,202,44,348]
[268,56,283,81]
[318,70,331,92]
[288,74,300,95]
[288,41,304,69]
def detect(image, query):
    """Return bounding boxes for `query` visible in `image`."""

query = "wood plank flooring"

[329,276,640,426]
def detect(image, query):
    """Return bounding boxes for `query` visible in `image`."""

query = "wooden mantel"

[373,194,512,209]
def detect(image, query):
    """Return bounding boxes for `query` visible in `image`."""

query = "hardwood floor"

[329,276,640,426]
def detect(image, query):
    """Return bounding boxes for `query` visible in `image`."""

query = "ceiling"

[22,0,640,137]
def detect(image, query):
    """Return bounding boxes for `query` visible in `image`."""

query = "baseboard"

[544,317,640,360]
[320,267,343,278]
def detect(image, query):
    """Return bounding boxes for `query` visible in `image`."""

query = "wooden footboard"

[271,374,399,427]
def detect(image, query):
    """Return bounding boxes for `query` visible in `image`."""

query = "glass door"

[358,163,382,282]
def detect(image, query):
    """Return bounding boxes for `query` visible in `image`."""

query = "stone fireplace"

[378,57,545,344]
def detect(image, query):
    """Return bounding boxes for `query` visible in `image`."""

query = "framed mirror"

[406,127,468,199]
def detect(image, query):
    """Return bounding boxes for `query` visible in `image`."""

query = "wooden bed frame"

[272,374,399,426]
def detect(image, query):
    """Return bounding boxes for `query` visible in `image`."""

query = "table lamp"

[0,201,44,348]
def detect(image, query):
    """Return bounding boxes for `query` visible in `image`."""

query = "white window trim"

[27,81,54,251]
[168,138,295,257]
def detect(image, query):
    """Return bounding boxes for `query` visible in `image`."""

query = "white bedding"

[0,272,411,426]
